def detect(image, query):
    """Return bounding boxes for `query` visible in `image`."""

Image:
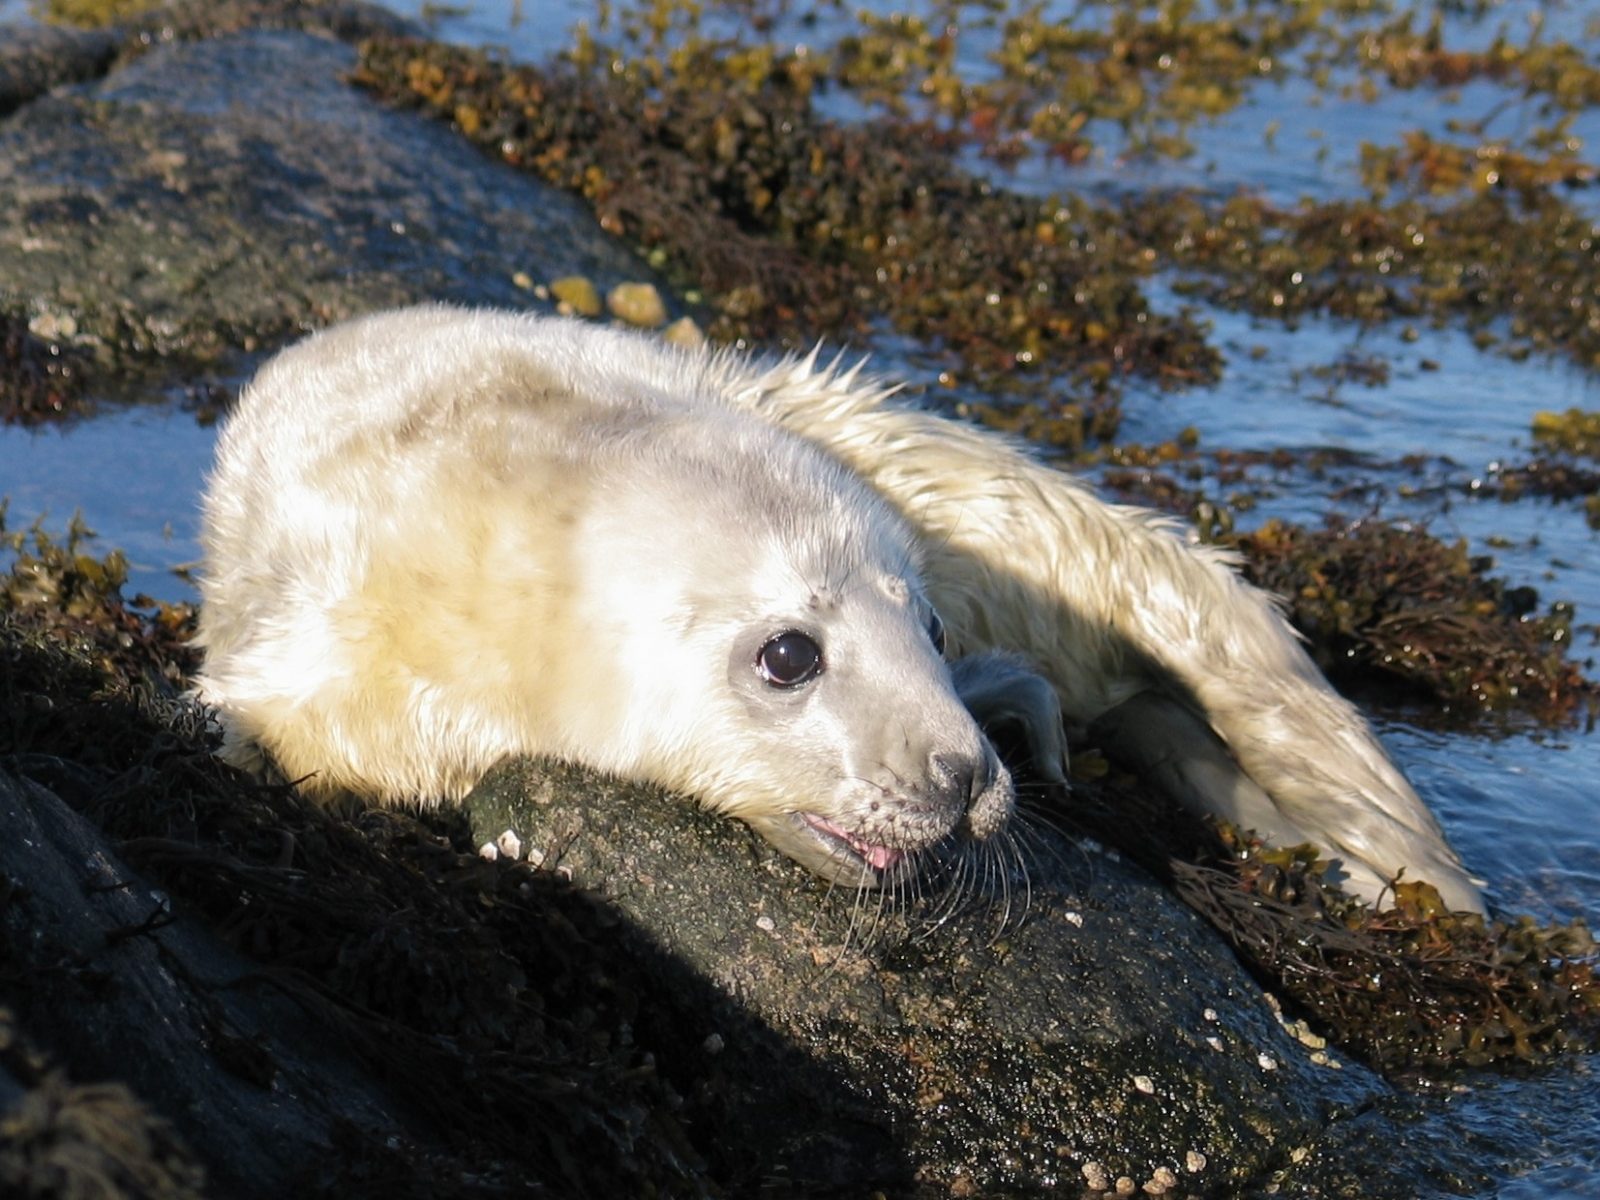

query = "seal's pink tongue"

[805,814,905,872]
[855,840,904,871]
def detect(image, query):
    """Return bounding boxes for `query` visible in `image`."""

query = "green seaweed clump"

[1532,408,1600,459]
[31,0,162,27]
[1061,765,1600,1073]
[1,313,87,424]
[0,510,197,689]
[1172,833,1600,1072]
[0,1009,207,1200]
[352,35,1218,414]
[1231,516,1590,723]
[1123,186,1600,375]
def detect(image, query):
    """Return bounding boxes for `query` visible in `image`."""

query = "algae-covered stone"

[0,22,116,115]
[606,280,668,328]
[662,314,706,348]
[466,757,1390,1195]
[0,29,664,380]
[550,274,602,316]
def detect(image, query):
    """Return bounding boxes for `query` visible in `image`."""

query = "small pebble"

[1064,910,1084,927]
[756,915,776,932]
[494,829,522,860]
[550,274,602,316]
[702,1032,724,1055]
[1205,1036,1224,1052]
[477,841,499,861]
[662,315,706,347]
[1132,1075,1155,1095]
[1257,1052,1279,1071]
[1185,1150,1207,1172]
[1152,1166,1177,1188]
[28,311,77,340]
[607,281,668,328]
[1081,1161,1110,1191]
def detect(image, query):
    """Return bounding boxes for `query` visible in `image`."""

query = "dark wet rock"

[0,27,668,384]
[0,23,117,115]
[467,758,1389,1194]
[0,770,429,1198]
[0,1002,207,1200]
[0,609,716,1198]
[0,309,89,422]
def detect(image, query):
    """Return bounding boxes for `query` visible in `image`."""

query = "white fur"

[194,305,1484,913]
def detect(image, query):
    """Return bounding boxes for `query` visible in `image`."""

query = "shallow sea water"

[2,0,1597,1191]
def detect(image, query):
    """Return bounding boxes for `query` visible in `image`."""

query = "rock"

[0,23,117,116]
[662,314,706,348]
[465,758,1389,1193]
[0,770,426,1197]
[550,273,603,316]
[0,27,666,378]
[606,280,668,328]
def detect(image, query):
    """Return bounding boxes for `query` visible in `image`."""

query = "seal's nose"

[931,749,998,806]
[937,745,1012,841]
[931,747,1009,830]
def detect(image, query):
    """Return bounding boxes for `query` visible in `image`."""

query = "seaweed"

[0,511,196,689]
[0,314,88,425]
[1176,833,1600,1073]
[1064,769,1600,1074]
[1232,516,1590,722]
[352,35,1217,425]
[0,1010,207,1200]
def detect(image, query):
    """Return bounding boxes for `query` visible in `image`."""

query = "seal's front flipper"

[949,651,1068,787]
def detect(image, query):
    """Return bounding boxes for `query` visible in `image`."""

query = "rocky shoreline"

[0,5,1593,1197]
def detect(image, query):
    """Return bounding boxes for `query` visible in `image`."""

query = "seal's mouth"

[799,812,908,875]
[740,809,929,887]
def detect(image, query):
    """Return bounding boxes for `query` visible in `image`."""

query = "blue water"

[1,0,1596,1190]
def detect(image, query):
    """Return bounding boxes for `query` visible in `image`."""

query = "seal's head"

[571,402,1014,886]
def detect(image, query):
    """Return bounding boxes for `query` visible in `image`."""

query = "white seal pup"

[194,305,1485,914]
[193,306,1043,886]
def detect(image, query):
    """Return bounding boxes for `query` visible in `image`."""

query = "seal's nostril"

[931,752,983,807]
[972,748,999,803]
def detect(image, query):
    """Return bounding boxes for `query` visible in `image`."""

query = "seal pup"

[195,305,1485,914]
[193,307,1056,888]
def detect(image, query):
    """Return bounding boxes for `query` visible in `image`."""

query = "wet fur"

[195,305,1484,914]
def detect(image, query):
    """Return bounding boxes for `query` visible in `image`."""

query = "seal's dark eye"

[928,610,947,657]
[757,631,823,688]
